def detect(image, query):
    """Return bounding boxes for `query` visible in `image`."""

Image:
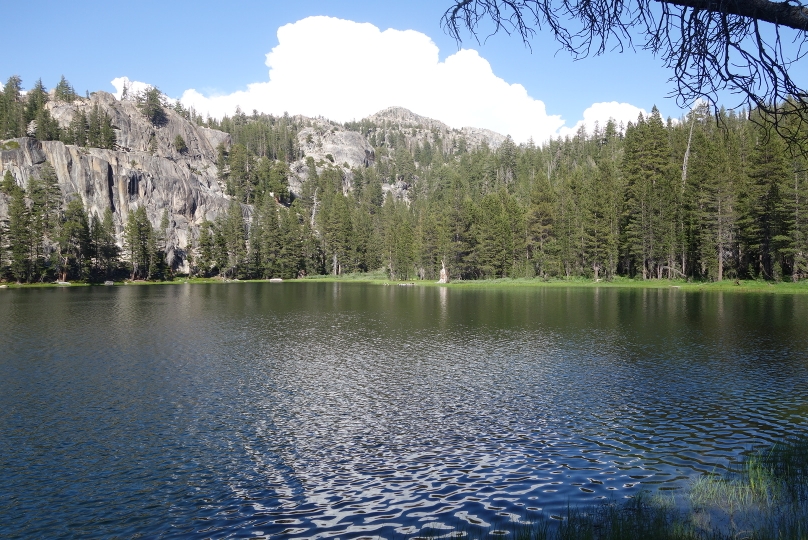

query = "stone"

[0,91,238,273]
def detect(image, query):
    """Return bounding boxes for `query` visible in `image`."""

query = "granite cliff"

[1,91,234,270]
[1,91,507,273]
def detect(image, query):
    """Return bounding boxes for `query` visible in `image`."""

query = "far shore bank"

[3,275,808,294]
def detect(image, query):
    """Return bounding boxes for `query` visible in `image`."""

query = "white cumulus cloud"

[558,102,649,138]
[111,77,177,104]
[113,17,656,144]
[177,16,566,143]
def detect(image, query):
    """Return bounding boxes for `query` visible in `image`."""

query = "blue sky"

[4,1,712,140]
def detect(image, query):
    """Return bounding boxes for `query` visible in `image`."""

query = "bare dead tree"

[441,0,808,150]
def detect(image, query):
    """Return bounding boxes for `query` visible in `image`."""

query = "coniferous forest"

[1,76,807,283]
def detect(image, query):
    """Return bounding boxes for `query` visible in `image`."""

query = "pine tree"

[87,104,102,147]
[584,161,620,280]
[213,219,229,276]
[57,198,90,281]
[154,209,171,279]
[688,110,740,281]
[102,208,120,263]
[26,167,61,281]
[35,162,62,244]
[256,198,282,278]
[148,133,158,155]
[739,119,791,279]
[138,87,167,126]
[217,200,246,277]
[526,177,557,278]
[787,166,808,280]
[216,143,228,180]
[100,111,116,149]
[7,182,31,282]
[198,220,215,275]
[279,206,304,278]
[65,110,88,146]
[123,206,154,279]
[174,134,188,154]
[34,108,60,141]
[382,197,415,279]
[473,191,511,278]
[24,79,48,126]
[90,208,119,279]
[54,76,77,103]
[1,76,25,139]
[0,214,6,278]
[622,108,673,278]
[1,170,16,195]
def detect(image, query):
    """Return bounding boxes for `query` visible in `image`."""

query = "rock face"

[359,106,506,201]
[0,91,235,271]
[0,94,509,272]
[288,117,375,197]
[367,106,507,151]
[49,91,230,160]
[286,107,507,200]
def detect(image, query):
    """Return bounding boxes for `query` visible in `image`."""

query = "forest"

[1,75,807,283]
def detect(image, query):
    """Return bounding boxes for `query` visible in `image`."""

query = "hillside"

[1,90,236,270]
[0,84,511,278]
[3,80,807,285]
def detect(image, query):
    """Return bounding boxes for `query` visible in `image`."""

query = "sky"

[2,0,737,143]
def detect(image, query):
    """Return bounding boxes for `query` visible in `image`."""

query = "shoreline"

[3,276,808,293]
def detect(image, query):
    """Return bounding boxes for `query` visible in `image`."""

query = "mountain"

[1,91,235,270]
[0,91,507,274]
[287,106,507,198]
[366,106,507,150]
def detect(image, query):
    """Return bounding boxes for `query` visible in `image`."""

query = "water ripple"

[1,284,808,538]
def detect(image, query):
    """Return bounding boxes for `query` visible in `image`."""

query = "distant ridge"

[365,106,507,150]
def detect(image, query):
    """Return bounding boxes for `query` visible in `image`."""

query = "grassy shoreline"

[3,275,808,293]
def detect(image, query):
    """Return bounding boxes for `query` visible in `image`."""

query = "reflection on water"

[1,283,807,538]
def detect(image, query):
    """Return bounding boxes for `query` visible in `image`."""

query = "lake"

[1,283,807,538]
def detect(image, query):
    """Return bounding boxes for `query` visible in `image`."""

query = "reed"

[399,437,808,540]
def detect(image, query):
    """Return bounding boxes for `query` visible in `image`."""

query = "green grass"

[395,438,808,540]
[298,274,808,294]
[5,273,808,294]
[396,495,702,540]
[687,436,808,538]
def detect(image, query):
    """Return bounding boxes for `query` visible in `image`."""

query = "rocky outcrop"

[288,118,375,197]
[48,91,230,162]
[1,93,509,271]
[0,137,233,269]
[297,124,374,170]
[0,91,236,271]
[368,106,506,151]
[286,107,508,201]
[367,107,452,132]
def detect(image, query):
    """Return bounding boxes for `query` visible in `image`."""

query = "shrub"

[174,134,188,154]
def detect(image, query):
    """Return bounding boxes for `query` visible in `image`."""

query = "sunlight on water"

[1,283,807,538]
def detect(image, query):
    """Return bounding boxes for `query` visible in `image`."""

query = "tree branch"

[441,0,808,152]
[656,0,808,31]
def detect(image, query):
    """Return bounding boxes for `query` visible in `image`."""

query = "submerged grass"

[393,438,808,540]
[687,436,808,538]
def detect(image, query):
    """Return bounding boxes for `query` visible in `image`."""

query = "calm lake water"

[1,283,807,538]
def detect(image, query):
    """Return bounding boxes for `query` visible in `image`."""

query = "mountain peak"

[366,107,450,131]
[365,107,506,150]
